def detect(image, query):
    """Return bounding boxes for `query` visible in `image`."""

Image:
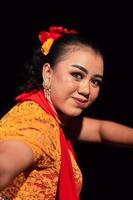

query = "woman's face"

[44,47,104,117]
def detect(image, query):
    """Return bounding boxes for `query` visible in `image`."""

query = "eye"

[91,79,103,88]
[71,72,83,80]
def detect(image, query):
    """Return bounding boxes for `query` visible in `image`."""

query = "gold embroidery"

[0,101,82,199]
[0,193,10,200]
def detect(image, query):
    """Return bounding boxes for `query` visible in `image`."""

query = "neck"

[56,110,72,127]
[46,97,71,126]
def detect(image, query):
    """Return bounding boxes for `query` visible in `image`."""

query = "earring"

[42,77,51,100]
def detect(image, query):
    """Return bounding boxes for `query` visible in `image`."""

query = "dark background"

[0,1,133,199]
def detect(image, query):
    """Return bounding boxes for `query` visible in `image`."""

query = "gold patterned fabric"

[0,101,82,199]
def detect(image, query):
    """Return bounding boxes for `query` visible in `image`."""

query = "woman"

[0,26,132,200]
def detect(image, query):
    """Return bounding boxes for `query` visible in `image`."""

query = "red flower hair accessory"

[38,26,78,55]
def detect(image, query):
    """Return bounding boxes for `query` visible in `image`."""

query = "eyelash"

[71,72,103,87]
[71,72,83,80]
[90,79,103,87]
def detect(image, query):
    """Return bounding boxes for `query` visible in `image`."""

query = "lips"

[72,97,88,108]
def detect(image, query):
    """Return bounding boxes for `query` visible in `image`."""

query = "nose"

[78,80,90,97]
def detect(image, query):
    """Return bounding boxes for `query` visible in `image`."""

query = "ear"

[42,63,53,79]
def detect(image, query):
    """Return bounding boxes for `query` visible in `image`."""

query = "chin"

[64,109,83,117]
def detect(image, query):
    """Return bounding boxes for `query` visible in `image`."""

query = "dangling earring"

[42,77,51,100]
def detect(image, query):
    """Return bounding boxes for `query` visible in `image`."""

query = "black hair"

[17,33,103,93]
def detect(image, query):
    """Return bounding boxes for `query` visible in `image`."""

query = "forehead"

[56,46,104,74]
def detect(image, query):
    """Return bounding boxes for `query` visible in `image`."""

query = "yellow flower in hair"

[41,38,54,55]
[38,26,78,56]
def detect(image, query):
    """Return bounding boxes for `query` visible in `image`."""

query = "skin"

[0,140,34,190]
[43,46,104,121]
[43,46,133,143]
[0,45,133,191]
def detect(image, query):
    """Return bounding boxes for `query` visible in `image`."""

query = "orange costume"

[0,98,82,199]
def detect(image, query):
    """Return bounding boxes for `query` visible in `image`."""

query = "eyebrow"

[71,64,88,74]
[93,74,103,79]
[71,64,103,79]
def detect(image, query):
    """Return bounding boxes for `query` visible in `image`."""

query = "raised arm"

[77,117,133,145]
[0,140,34,191]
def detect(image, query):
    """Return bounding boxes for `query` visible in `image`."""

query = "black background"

[0,1,133,199]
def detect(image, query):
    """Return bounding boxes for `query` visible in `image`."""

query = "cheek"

[91,88,100,100]
[50,76,78,110]
[51,74,78,96]
[87,89,100,107]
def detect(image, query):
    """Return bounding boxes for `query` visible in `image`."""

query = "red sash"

[15,90,79,200]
